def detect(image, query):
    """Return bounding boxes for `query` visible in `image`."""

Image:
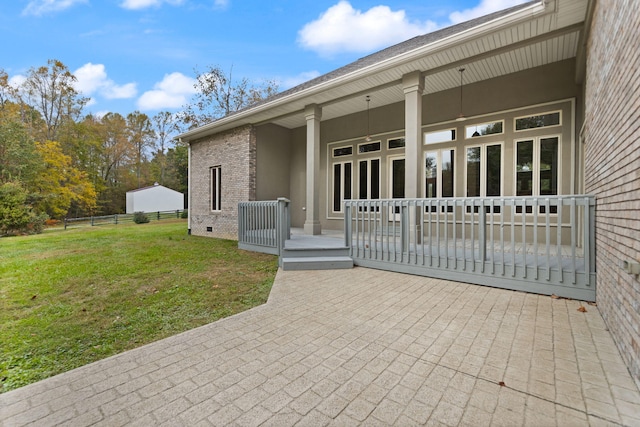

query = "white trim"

[357,140,382,154]
[328,160,353,218]
[464,142,504,198]
[514,134,562,203]
[357,157,382,200]
[210,165,222,212]
[387,136,406,150]
[423,148,456,198]
[513,109,562,132]
[464,119,505,139]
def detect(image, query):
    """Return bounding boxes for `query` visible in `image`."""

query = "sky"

[1,0,527,118]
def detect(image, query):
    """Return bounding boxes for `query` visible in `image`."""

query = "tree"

[0,181,47,236]
[151,111,178,185]
[126,111,155,188]
[0,111,42,185]
[18,59,88,142]
[32,140,97,219]
[179,65,279,129]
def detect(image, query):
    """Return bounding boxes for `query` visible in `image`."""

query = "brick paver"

[2,268,640,426]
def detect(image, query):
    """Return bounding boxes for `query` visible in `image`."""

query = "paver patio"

[2,268,640,426]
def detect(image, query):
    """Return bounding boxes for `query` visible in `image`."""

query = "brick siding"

[189,125,256,239]
[584,0,640,388]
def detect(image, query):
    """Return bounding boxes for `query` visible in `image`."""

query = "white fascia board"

[179,1,549,142]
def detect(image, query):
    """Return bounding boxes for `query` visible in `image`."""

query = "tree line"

[0,60,277,236]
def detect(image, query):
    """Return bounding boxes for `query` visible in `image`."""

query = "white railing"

[344,196,596,301]
[238,198,291,256]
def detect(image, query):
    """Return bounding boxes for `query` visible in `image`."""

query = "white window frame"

[424,128,457,145]
[357,157,381,200]
[464,120,504,139]
[464,142,504,198]
[332,145,353,158]
[423,148,456,198]
[210,165,221,212]
[514,134,562,198]
[514,110,562,132]
[357,140,382,154]
[330,160,353,215]
[387,137,405,150]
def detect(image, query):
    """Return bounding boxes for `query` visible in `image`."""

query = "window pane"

[516,112,560,130]
[333,164,341,212]
[371,159,380,199]
[388,138,405,149]
[486,144,501,197]
[466,121,503,138]
[540,137,558,196]
[516,140,533,196]
[358,141,380,153]
[333,146,352,157]
[466,147,480,197]
[211,168,218,210]
[442,150,454,198]
[425,129,455,145]
[344,163,352,200]
[392,159,405,199]
[425,152,437,198]
[359,161,368,199]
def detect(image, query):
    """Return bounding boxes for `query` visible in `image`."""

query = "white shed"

[126,183,184,214]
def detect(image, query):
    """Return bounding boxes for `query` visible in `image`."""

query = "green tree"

[0,181,47,236]
[126,111,155,188]
[0,112,42,185]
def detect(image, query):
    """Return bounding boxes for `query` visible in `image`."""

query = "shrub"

[133,211,150,224]
[181,209,188,219]
[0,182,48,236]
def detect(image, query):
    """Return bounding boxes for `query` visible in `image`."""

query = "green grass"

[0,220,278,393]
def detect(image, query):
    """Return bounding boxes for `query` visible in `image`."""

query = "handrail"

[238,198,290,256]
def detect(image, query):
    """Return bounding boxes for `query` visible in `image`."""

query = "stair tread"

[282,256,353,262]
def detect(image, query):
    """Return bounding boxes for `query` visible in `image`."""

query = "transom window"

[465,120,503,138]
[333,146,353,157]
[358,141,381,153]
[425,129,456,145]
[388,137,405,150]
[515,111,561,131]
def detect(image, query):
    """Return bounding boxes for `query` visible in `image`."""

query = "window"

[425,129,456,145]
[358,159,380,200]
[388,137,405,150]
[333,146,353,157]
[516,136,559,213]
[425,149,455,211]
[465,121,503,138]
[332,161,352,213]
[515,111,561,131]
[466,144,502,212]
[358,141,381,153]
[466,144,502,197]
[210,166,221,212]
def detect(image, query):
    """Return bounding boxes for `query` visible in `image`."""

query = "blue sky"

[2,0,526,117]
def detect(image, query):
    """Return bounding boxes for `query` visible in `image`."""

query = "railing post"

[91,216,94,226]
[344,203,352,250]
[277,198,290,256]
[401,203,409,253]
[479,203,486,264]
[64,218,67,230]
[115,214,118,225]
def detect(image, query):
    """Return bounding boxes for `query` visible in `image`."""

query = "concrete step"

[281,247,350,258]
[281,256,354,271]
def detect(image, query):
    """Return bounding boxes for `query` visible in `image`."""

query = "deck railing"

[344,196,596,301]
[238,198,291,256]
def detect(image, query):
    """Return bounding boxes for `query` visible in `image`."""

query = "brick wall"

[584,0,640,387]
[189,125,256,239]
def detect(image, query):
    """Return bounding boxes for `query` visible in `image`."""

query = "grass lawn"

[0,220,278,393]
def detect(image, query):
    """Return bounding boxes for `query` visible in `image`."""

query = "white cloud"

[74,63,138,100]
[214,0,229,9]
[137,72,197,111]
[449,0,528,24]
[298,1,438,56]
[280,71,322,89]
[298,0,527,56]
[119,0,185,10]
[8,75,27,88]
[22,0,87,16]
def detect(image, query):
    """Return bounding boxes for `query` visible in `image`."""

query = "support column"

[403,71,424,199]
[304,104,322,235]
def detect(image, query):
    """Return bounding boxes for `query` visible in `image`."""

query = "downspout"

[184,138,192,235]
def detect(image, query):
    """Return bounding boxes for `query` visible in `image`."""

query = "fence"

[344,196,596,301]
[238,198,291,256]
[64,210,187,229]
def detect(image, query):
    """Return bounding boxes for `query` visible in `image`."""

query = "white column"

[304,104,322,235]
[403,71,424,199]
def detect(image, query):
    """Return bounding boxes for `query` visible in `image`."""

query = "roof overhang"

[179,0,587,142]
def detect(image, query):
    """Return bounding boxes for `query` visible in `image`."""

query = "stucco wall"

[255,124,292,200]
[189,125,256,239]
[583,0,640,388]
